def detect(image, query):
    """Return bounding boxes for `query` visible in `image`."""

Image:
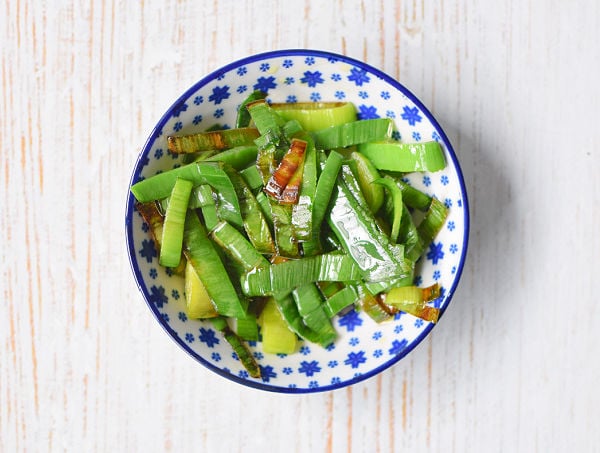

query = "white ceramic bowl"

[125,49,469,392]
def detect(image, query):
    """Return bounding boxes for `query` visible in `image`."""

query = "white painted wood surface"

[2,1,599,451]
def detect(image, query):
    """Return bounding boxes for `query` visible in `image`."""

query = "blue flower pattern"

[139,239,156,263]
[300,70,324,87]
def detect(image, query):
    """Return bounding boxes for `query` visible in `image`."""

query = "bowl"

[125,49,469,393]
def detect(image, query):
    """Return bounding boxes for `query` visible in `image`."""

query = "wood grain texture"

[1,0,599,451]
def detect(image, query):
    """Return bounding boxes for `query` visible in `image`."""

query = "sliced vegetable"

[269,201,299,258]
[272,292,336,347]
[222,165,275,254]
[184,260,218,318]
[241,253,361,297]
[247,100,286,136]
[210,220,270,271]
[383,284,441,323]
[259,297,298,354]
[270,102,357,131]
[167,128,260,154]
[372,177,403,244]
[205,145,258,170]
[159,178,193,267]
[312,118,393,149]
[209,317,260,378]
[323,285,357,318]
[328,168,411,282]
[395,179,432,210]
[302,151,344,256]
[235,312,259,341]
[131,162,243,230]
[348,151,383,213]
[291,134,317,239]
[240,165,264,192]
[264,138,307,199]
[358,141,446,172]
[236,90,267,128]
[406,197,449,262]
[183,211,248,318]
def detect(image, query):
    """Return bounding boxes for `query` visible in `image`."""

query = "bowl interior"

[126,50,469,392]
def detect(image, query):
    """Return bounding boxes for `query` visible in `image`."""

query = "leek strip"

[210,221,270,272]
[372,177,403,244]
[292,284,337,341]
[365,274,414,295]
[159,178,193,267]
[384,285,441,323]
[323,286,357,318]
[273,292,336,347]
[292,135,317,240]
[167,128,259,154]
[302,151,344,256]
[270,102,357,131]
[135,201,186,276]
[131,162,243,230]
[209,317,260,378]
[328,169,411,282]
[312,118,393,149]
[240,165,264,192]
[396,179,432,210]
[194,184,219,231]
[247,100,285,135]
[241,253,361,297]
[235,313,259,341]
[236,90,267,128]
[357,141,446,172]
[183,212,247,318]
[255,192,273,227]
[259,297,298,354]
[398,204,421,261]
[406,198,449,262]
[184,260,218,318]
[348,151,383,213]
[355,283,393,323]
[265,139,307,199]
[269,201,299,258]
[222,165,274,254]
[205,145,258,170]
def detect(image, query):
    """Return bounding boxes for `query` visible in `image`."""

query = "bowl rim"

[125,48,470,393]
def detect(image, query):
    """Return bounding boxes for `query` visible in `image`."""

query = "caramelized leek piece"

[291,134,317,238]
[383,284,441,323]
[167,128,260,154]
[265,138,307,199]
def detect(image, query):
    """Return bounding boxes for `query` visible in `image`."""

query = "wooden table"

[2,1,599,451]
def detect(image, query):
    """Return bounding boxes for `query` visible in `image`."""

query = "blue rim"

[125,49,470,393]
